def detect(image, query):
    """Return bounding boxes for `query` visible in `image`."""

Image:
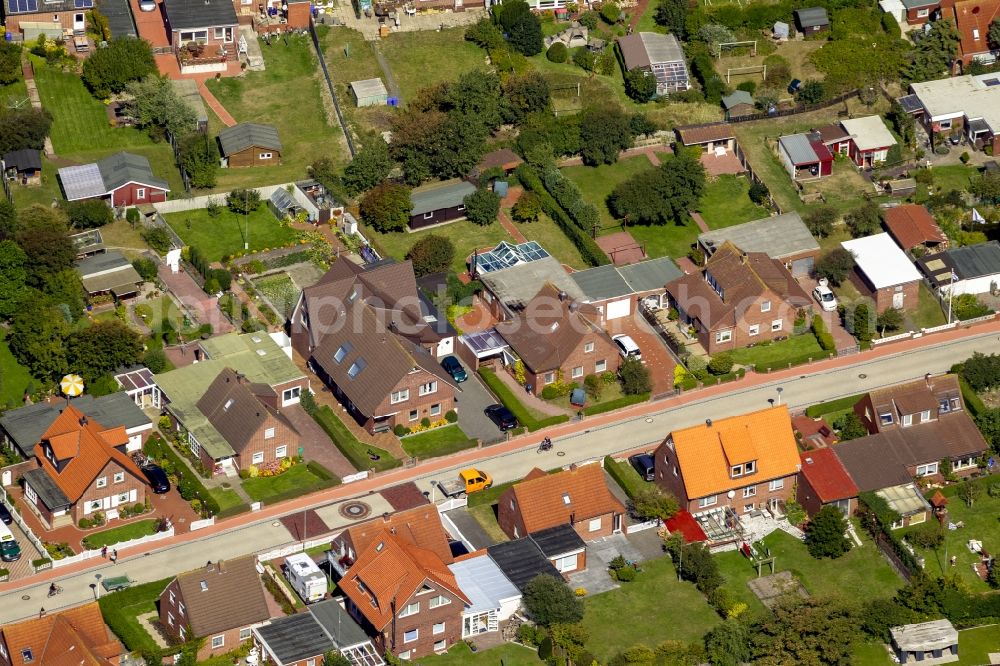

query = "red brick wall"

[108,183,168,208]
[519,332,619,396]
[233,412,301,471]
[695,291,803,356]
[345,583,463,660]
[369,370,457,434]
[905,5,935,23]
[848,271,920,312]
[160,580,257,660]
[75,460,147,523]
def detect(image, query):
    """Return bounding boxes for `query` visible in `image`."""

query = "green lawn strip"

[415,641,542,666]
[603,456,645,499]
[850,640,892,665]
[478,368,569,432]
[562,157,657,225]
[364,219,512,274]
[311,405,400,472]
[240,461,339,504]
[697,175,769,229]
[728,334,829,371]
[581,392,649,416]
[10,156,64,209]
[929,164,978,194]
[955,625,1000,665]
[401,424,477,459]
[99,578,173,657]
[466,503,510,544]
[804,393,863,418]
[208,487,248,517]
[0,331,38,408]
[715,528,903,617]
[206,35,347,183]
[82,519,158,549]
[379,28,486,101]
[514,212,588,270]
[907,283,947,330]
[582,555,722,661]
[320,26,383,85]
[623,218,701,260]
[164,207,300,263]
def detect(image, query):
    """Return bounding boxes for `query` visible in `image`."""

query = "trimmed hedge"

[143,435,220,515]
[311,406,400,472]
[957,374,986,418]
[857,492,921,576]
[583,392,649,415]
[603,455,644,498]
[811,315,836,352]
[805,393,863,418]
[479,367,569,432]
[517,165,610,267]
[755,350,834,373]
[99,578,173,658]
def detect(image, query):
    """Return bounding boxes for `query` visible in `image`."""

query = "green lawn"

[208,487,247,515]
[10,156,64,209]
[624,218,702,261]
[366,219,513,274]
[379,28,486,101]
[467,503,510,544]
[401,424,477,459]
[562,156,658,226]
[98,578,172,656]
[715,528,903,615]
[697,175,769,229]
[728,334,828,371]
[852,625,1000,665]
[81,519,158,550]
[582,555,722,661]
[928,164,978,194]
[416,642,541,666]
[164,207,300,263]
[907,283,947,330]
[241,463,329,503]
[311,405,400,472]
[206,35,347,189]
[320,26,383,85]
[514,212,588,270]
[0,332,38,409]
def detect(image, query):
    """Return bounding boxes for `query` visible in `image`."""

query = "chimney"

[741,252,748,265]
[706,418,713,427]
[79,416,88,427]
[218,559,225,573]
[382,512,391,523]
[558,291,568,301]
[205,560,214,572]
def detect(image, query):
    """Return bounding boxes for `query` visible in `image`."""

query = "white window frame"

[761,300,771,313]
[698,495,718,508]
[391,389,409,405]
[275,445,287,458]
[588,517,601,532]
[419,381,438,396]
[399,602,420,618]
[135,187,146,200]
[584,342,595,353]
[771,319,783,332]
[434,640,447,652]
[117,491,129,503]
[306,660,315,666]
[432,622,446,635]
[916,462,938,477]
[879,412,894,426]
[408,409,418,422]
[423,212,434,220]
[920,409,931,422]
[282,387,301,403]
[902,414,913,427]
[96,477,107,489]
[264,427,275,439]
[595,359,607,372]
[430,403,441,416]
[543,372,555,384]
[731,464,743,478]
[938,119,952,130]
[554,554,578,572]
[113,471,125,483]
[748,324,760,336]
[769,478,784,491]
[743,486,756,498]
[571,366,583,379]
[403,629,419,643]
[916,7,928,16]
[211,635,224,649]
[745,460,756,474]
[251,451,264,465]
[239,628,251,641]
[429,595,451,608]
[715,330,732,343]
[259,152,272,160]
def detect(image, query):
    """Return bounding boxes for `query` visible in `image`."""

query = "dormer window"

[939,398,951,413]
[920,409,931,422]
[21,648,33,663]
[731,464,743,478]
[879,412,893,426]
[902,414,912,427]
[744,460,756,474]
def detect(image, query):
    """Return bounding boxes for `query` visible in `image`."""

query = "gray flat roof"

[164,0,237,30]
[98,0,137,38]
[890,619,958,652]
[570,265,633,301]
[75,249,131,278]
[618,257,683,292]
[779,134,820,165]
[794,7,829,26]
[698,212,819,259]
[256,614,334,666]
[949,240,1000,279]
[23,468,70,509]
[410,180,477,216]
[308,599,371,649]
[350,78,388,99]
[480,256,585,309]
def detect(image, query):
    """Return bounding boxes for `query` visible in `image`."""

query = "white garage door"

[606,299,631,320]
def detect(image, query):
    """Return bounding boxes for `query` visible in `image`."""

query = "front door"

[892,291,904,309]
[74,12,86,31]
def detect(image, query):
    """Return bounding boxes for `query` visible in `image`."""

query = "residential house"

[793,7,830,33]
[497,463,626,543]
[252,599,383,666]
[494,284,620,395]
[722,90,754,120]
[675,124,737,154]
[653,405,801,517]
[697,212,821,278]
[839,116,898,168]
[159,556,273,661]
[350,78,389,108]
[58,152,169,207]
[883,204,949,254]
[473,148,525,178]
[340,531,470,660]
[486,537,562,592]
[814,123,853,156]
[1,393,151,459]
[75,250,143,301]
[21,404,149,528]
[901,0,941,24]
[327,504,454,579]
[218,123,282,168]
[1,0,94,39]
[164,0,238,65]
[951,0,1000,71]
[155,332,310,476]
[841,233,923,312]
[665,241,812,355]
[2,149,42,186]
[796,448,859,517]
[526,524,589,575]
[449,553,522,639]
[777,133,834,180]
[569,257,684,320]
[476,251,583,320]
[409,180,477,230]
[290,259,458,434]
[0,602,121,666]
[890,620,959,665]
[917,240,1000,296]
[616,32,691,97]
[904,74,1000,153]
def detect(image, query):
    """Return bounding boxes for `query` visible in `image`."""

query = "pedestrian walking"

[111,549,118,564]
[101,545,108,558]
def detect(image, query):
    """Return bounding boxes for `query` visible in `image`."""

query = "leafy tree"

[887,100,916,148]
[42,269,84,320]
[360,182,412,233]
[448,70,503,132]
[902,19,960,86]
[179,132,220,189]
[342,138,391,196]
[65,200,114,230]
[512,191,542,223]
[814,248,855,286]
[82,37,156,98]
[495,0,543,56]
[969,171,1000,204]
[630,486,679,520]
[0,106,53,155]
[844,200,881,238]
[578,10,600,29]
[323,651,351,666]
[804,206,837,238]
[859,598,917,641]
[67,320,143,382]
[811,38,904,94]
[522,574,584,626]
[405,234,454,277]
[0,42,22,85]
[958,479,982,507]
[960,352,1000,391]
[9,302,71,379]
[654,0,688,39]
[502,72,550,124]
[991,17,1000,50]
[624,68,657,103]
[600,0,621,23]
[141,348,167,374]
[909,523,945,549]
[580,106,633,165]
[141,227,173,254]
[750,596,858,665]
[132,257,158,281]
[698,24,736,56]
[797,79,826,104]
[226,188,261,214]
[630,113,657,138]
[876,307,904,334]
[16,229,75,289]
[0,240,29,320]
[853,302,873,344]
[833,411,867,441]
[708,353,733,375]
[465,17,505,49]
[547,42,568,63]
[674,542,723,594]
[805,506,851,558]
[0,200,16,241]
[463,187,500,226]
[389,109,487,184]
[620,356,651,395]
[704,620,752,666]
[748,180,769,205]
[609,150,706,225]
[123,76,196,139]
[573,47,597,72]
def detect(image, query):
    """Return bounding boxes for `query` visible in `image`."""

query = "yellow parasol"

[60,374,85,398]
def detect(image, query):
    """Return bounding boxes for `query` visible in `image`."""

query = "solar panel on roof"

[474,241,551,274]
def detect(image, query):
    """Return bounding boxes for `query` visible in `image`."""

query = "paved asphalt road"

[2,327,997,624]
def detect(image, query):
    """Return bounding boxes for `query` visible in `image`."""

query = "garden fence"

[0,486,47,560]
[51,526,175,569]
[152,183,291,214]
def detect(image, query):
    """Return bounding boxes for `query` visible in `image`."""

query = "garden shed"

[350,78,389,107]
[268,188,303,220]
[794,7,830,33]
[890,619,959,664]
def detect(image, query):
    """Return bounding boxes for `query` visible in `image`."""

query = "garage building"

[697,212,820,277]
[570,257,683,322]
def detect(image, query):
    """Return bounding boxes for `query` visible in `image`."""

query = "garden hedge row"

[516,165,610,267]
[699,368,747,387]
[956,373,986,418]
[754,350,835,373]
[603,455,641,498]
[541,167,601,232]
[811,315,836,352]
[98,578,174,658]
[479,368,569,432]
[311,405,400,472]
[583,393,650,416]
[805,393,864,418]
[144,435,220,515]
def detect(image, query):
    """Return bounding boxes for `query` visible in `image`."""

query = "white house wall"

[944,274,1000,296]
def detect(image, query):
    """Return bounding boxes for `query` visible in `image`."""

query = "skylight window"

[199,581,208,592]
[347,358,367,379]
[333,342,353,364]
[562,493,571,505]
[223,399,234,411]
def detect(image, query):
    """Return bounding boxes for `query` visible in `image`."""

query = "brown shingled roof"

[171,555,272,637]
[506,463,625,534]
[0,603,120,666]
[675,123,735,146]
[882,205,948,251]
[196,368,297,456]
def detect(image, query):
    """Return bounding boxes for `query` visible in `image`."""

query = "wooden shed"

[218,123,283,168]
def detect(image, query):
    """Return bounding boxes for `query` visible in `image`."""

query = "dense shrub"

[547,42,568,63]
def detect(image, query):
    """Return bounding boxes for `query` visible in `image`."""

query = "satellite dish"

[727,490,736,499]
[60,374,85,398]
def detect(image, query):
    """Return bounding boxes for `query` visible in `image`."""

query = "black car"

[484,404,518,432]
[0,500,11,525]
[629,453,655,482]
[141,464,171,494]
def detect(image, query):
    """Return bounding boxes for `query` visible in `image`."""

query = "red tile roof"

[342,505,454,564]
[953,0,1000,59]
[800,448,858,502]
[882,204,948,251]
[0,603,120,666]
[506,464,625,534]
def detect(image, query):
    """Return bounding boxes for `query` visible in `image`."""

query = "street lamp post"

[95,573,102,600]
[776,387,784,406]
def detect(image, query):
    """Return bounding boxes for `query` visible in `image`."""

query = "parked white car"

[812,279,838,312]
[612,334,642,360]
